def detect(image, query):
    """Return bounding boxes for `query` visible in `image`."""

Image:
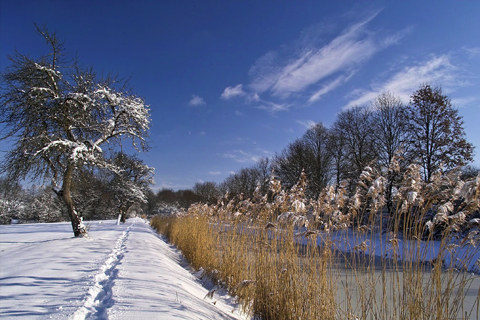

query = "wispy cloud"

[462,46,480,59]
[248,12,406,99]
[308,73,355,103]
[209,171,221,175]
[189,94,206,106]
[257,101,290,113]
[345,55,459,108]
[296,120,316,129]
[221,84,247,99]
[222,148,270,163]
[220,11,412,115]
[223,149,260,163]
[222,137,255,145]
[451,96,479,108]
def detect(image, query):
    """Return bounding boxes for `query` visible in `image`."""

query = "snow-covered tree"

[110,152,154,223]
[25,186,66,223]
[0,177,25,224]
[72,168,116,220]
[0,26,150,236]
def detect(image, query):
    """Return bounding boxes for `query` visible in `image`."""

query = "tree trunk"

[120,203,133,223]
[120,209,126,223]
[60,163,86,237]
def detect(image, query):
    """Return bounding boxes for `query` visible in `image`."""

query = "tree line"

[194,87,476,212]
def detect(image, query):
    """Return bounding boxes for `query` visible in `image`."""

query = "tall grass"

[151,164,480,319]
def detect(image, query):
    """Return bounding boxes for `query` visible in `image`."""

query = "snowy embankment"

[0,218,246,319]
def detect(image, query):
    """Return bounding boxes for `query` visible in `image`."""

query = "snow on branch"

[92,85,150,148]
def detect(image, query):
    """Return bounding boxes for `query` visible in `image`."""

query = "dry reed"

[151,163,480,320]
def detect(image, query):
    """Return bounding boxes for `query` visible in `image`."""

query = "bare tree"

[252,157,271,195]
[0,26,150,236]
[406,84,474,181]
[193,181,221,204]
[333,106,377,192]
[274,139,310,191]
[302,123,333,198]
[371,93,410,168]
[371,92,410,213]
[220,159,271,200]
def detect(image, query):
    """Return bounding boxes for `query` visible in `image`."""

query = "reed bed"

[151,163,480,320]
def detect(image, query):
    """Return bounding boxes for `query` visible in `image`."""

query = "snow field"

[0,218,246,319]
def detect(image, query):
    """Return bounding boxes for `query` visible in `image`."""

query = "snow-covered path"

[0,218,245,319]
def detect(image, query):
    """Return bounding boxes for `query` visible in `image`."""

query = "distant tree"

[193,181,221,204]
[0,26,150,236]
[406,84,474,181]
[252,157,271,196]
[143,188,158,216]
[71,168,115,220]
[220,168,255,199]
[371,93,410,168]
[176,189,201,208]
[0,177,24,224]
[274,139,310,191]
[370,92,410,213]
[302,123,333,198]
[157,188,177,204]
[333,106,377,192]
[220,159,271,200]
[460,165,480,181]
[271,123,333,199]
[25,186,66,223]
[110,152,154,223]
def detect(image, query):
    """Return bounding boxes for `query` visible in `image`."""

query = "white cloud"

[249,12,405,99]
[296,120,316,129]
[220,84,246,99]
[462,46,480,59]
[451,96,478,108]
[189,94,206,106]
[209,171,221,175]
[222,149,261,163]
[247,92,261,102]
[345,55,459,109]
[309,74,351,103]
[222,137,252,145]
[257,101,290,113]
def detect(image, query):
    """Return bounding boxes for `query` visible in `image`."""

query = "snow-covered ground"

[0,218,247,319]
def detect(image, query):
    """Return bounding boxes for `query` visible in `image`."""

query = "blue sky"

[1,0,480,190]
